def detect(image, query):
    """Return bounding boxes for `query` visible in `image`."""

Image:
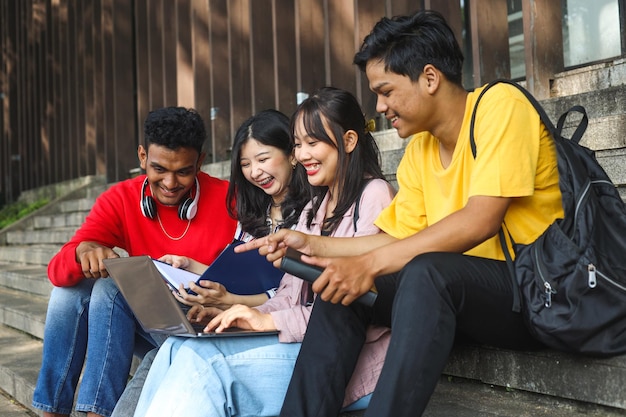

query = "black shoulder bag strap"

[468,79,550,313]
[470,79,589,312]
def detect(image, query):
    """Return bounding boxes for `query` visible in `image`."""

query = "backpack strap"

[468,79,554,313]
[470,79,590,314]
[556,105,588,144]
[469,79,557,158]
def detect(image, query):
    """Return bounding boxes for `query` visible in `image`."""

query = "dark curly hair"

[354,10,464,86]
[143,107,206,154]
[291,87,385,233]
[226,109,309,238]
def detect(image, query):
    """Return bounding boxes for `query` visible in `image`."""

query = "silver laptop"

[103,256,278,338]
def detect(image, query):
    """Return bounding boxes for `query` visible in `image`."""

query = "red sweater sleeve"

[47,174,237,287]
[47,182,131,286]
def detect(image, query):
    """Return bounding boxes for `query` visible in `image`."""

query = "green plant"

[0,198,49,229]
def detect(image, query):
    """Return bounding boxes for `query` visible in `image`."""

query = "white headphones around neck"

[140,177,200,221]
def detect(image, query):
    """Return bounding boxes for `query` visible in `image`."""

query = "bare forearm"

[185,258,208,275]
[310,232,397,258]
[223,293,269,308]
[369,202,502,277]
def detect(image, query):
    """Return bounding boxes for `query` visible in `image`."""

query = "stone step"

[0,286,48,340]
[551,58,626,97]
[542,84,626,153]
[595,147,626,188]
[16,175,106,205]
[444,344,626,411]
[2,334,624,417]
[31,212,88,231]
[0,387,38,417]
[0,263,51,298]
[5,229,77,246]
[56,198,96,214]
[0,245,59,266]
[0,319,623,417]
[0,325,44,417]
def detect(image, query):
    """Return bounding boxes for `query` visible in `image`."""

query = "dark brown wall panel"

[0,0,619,204]
[162,0,178,106]
[522,0,563,99]
[102,0,116,180]
[208,0,230,162]
[16,1,26,191]
[135,0,150,140]
[176,0,195,108]
[191,0,213,157]
[112,0,137,180]
[42,0,53,184]
[274,0,297,115]
[297,0,325,95]
[93,0,106,178]
[328,0,357,92]
[83,0,97,175]
[0,0,6,200]
[148,0,164,109]
[469,0,510,85]
[229,0,252,141]
[51,1,64,183]
[67,1,80,178]
[355,0,388,124]
[250,0,275,113]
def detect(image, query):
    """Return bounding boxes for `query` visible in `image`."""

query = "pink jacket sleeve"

[255,179,395,344]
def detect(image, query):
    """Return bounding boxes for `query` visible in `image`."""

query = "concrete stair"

[0,177,106,416]
[1,63,626,416]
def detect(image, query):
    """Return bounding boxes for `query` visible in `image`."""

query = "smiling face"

[366,59,432,139]
[138,144,203,206]
[292,114,340,191]
[239,139,294,204]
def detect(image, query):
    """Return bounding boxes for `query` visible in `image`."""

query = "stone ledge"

[444,344,626,410]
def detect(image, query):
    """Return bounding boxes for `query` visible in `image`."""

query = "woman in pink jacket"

[132,87,395,417]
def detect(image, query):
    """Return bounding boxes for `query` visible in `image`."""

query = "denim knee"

[32,280,94,413]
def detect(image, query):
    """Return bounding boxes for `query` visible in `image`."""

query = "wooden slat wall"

[0,0,620,205]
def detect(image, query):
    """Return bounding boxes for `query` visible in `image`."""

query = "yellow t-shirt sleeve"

[469,87,541,199]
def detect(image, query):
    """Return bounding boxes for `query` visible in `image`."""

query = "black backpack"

[471,79,626,357]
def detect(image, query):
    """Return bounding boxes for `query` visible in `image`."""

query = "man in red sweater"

[32,107,238,417]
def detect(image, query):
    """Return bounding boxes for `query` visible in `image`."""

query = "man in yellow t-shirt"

[241,10,563,417]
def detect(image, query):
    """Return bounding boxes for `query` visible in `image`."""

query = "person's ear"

[138,145,148,170]
[196,151,207,172]
[343,130,358,154]
[289,153,297,168]
[422,64,440,93]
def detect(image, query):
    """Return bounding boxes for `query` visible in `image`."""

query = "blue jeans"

[110,348,159,417]
[133,335,300,417]
[32,278,159,416]
[133,335,371,417]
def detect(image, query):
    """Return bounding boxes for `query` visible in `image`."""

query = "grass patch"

[0,199,49,229]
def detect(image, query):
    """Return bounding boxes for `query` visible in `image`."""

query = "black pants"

[279,252,544,417]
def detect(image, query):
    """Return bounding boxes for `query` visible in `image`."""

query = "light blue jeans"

[133,335,370,417]
[32,278,160,417]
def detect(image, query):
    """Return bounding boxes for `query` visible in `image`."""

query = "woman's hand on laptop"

[187,304,223,325]
[205,304,276,333]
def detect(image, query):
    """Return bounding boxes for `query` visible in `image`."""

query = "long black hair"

[226,109,309,237]
[291,87,384,233]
